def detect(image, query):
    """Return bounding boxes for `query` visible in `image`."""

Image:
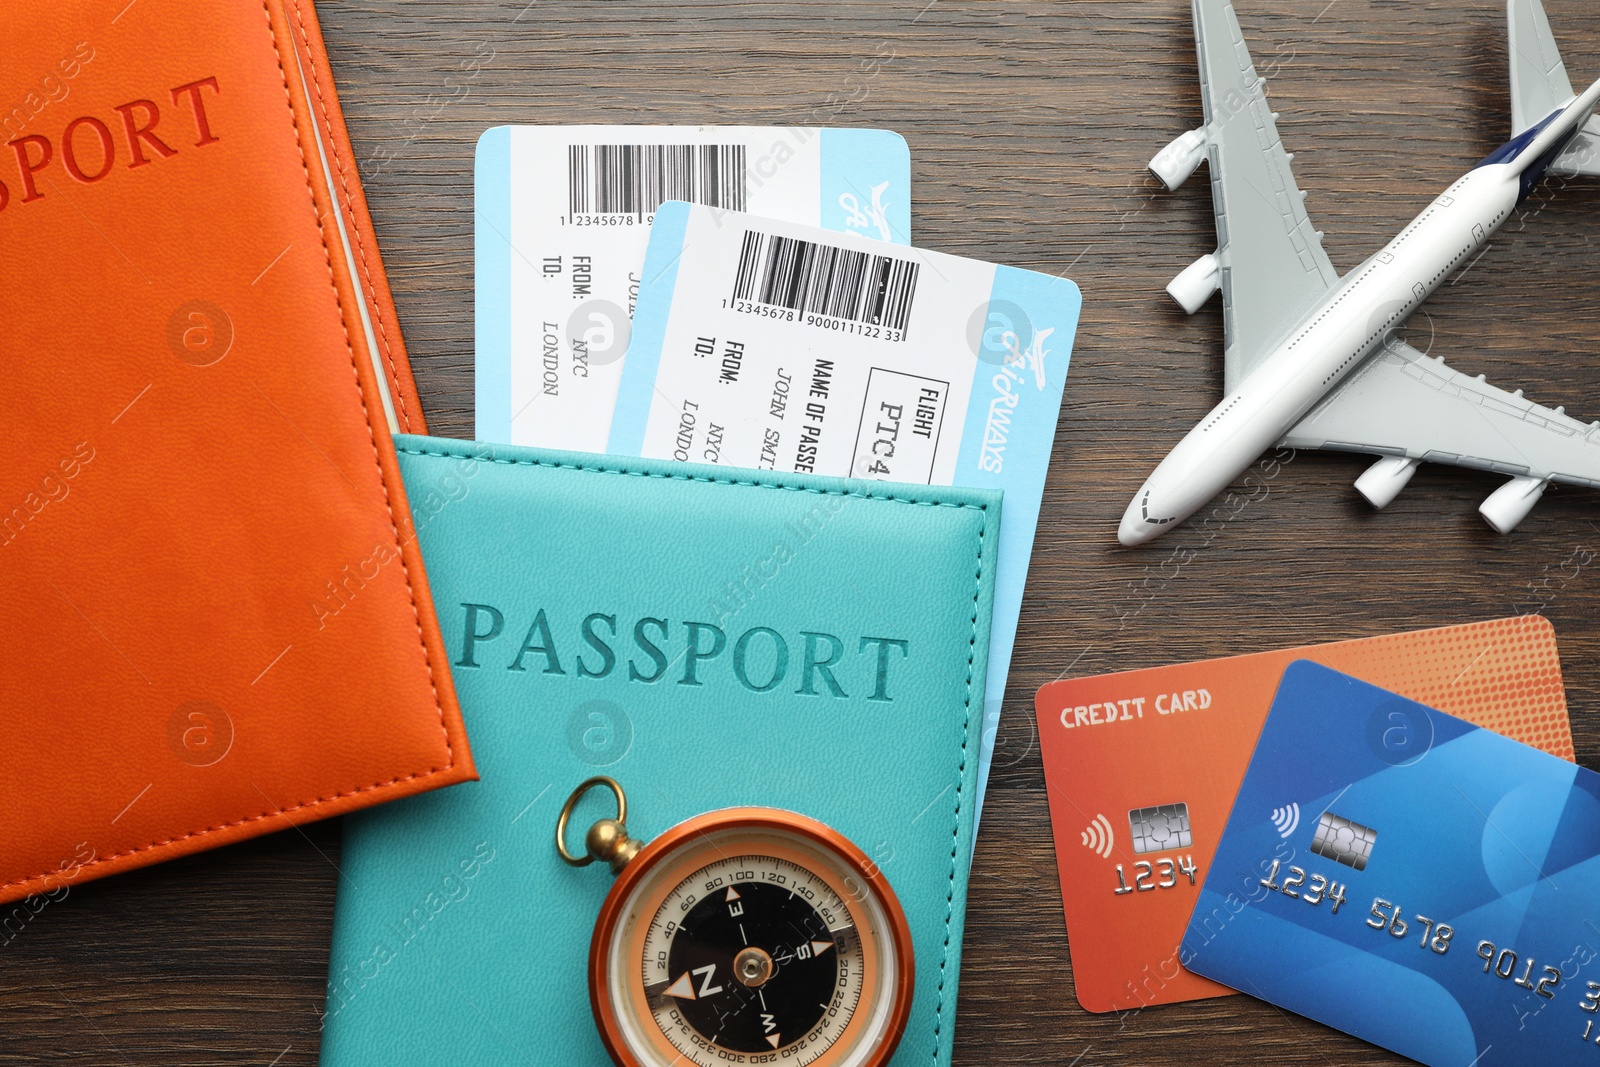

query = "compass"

[557,777,914,1067]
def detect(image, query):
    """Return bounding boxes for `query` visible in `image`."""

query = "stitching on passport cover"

[259,0,453,769]
[287,0,414,432]
[1,0,460,899]
[395,445,992,513]
[931,491,983,1066]
[0,774,456,894]
[395,442,987,1060]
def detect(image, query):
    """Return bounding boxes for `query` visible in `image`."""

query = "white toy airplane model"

[1119,0,1600,546]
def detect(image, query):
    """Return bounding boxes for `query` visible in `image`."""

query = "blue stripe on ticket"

[819,128,912,245]
[956,265,1079,811]
[607,200,691,457]
[1181,661,1600,1066]
[475,126,514,444]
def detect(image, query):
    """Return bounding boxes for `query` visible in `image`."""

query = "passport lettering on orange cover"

[0,0,473,906]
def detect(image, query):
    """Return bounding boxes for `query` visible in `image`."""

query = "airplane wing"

[1280,337,1600,490]
[1192,0,1341,392]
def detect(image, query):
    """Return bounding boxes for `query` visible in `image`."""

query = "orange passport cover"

[1035,616,1572,1014]
[0,0,474,905]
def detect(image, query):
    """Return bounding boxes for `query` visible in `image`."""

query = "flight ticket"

[474,125,911,451]
[609,201,1083,823]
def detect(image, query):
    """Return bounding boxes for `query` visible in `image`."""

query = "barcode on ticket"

[567,144,747,216]
[730,231,920,335]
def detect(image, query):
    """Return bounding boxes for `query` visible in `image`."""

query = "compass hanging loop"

[560,778,914,1067]
[557,776,645,874]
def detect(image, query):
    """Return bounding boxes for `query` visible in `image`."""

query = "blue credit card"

[1181,661,1600,1065]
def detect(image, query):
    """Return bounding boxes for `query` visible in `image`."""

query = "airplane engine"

[1167,253,1221,314]
[1353,456,1420,510]
[1149,128,1209,191]
[1479,476,1549,534]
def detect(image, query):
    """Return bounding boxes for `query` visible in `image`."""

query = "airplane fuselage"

[1120,160,1529,544]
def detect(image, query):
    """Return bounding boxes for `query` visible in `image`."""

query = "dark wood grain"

[5,0,1600,1063]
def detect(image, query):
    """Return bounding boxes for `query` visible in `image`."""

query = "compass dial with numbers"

[589,810,913,1067]
[642,855,859,1062]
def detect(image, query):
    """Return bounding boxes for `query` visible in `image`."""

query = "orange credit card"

[1034,616,1574,1014]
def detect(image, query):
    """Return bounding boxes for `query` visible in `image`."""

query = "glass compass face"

[559,779,913,1067]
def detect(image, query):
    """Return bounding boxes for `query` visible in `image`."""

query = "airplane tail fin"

[1509,0,1600,175]
[1509,0,1573,136]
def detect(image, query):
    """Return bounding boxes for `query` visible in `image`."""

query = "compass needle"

[567,783,912,1067]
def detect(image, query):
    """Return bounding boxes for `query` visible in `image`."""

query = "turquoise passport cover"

[318,435,1001,1067]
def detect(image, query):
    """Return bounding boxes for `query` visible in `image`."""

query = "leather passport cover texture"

[319,436,1001,1067]
[0,0,472,906]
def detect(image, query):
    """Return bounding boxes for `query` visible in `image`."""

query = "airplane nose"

[1118,496,1158,547]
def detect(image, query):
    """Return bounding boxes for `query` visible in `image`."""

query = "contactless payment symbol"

[1270,803,1300,839]
[1080,814,1115,859]
[1309,811,1377,871]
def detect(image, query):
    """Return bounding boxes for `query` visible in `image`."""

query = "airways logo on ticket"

[614,201,1082,825]
[1182,662,1600,1066]
[1034,616,1574,1014]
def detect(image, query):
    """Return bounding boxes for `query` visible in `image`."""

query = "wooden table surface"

[7,0,1600,1063]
